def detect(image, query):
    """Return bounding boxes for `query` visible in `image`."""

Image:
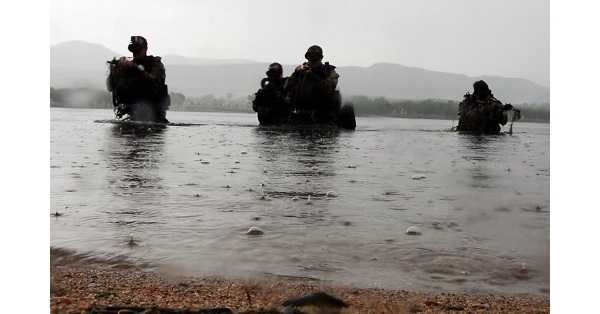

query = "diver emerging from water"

[106,36,170,123]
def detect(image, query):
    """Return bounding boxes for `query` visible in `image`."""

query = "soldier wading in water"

[284,45,341,125]
[456,80,515,133]
[252,62,288,125]
[106,36,170,123]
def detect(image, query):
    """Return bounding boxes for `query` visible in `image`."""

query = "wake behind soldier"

[106,36,170,123]
[456,80,514,133]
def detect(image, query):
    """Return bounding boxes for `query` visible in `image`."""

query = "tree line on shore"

[50,87,550,122]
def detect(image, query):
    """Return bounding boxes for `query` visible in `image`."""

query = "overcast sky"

[4,2,600,312]
[50,0,550,87]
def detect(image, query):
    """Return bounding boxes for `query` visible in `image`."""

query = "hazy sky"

[50,0,550,87]
[4,2,600,312]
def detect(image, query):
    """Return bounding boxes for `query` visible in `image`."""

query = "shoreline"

[50,257,550,313]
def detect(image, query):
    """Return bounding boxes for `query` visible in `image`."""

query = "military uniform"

[284,62,340,123]
[456,93,508,133]
[252,76,288,125]
[107,37,170,123]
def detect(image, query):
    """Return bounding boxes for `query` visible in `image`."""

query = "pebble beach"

[50,249,549,314]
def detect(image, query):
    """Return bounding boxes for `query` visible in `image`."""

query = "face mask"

[128,44,142,53]
[128,36,144,53]
[266,69,281,78]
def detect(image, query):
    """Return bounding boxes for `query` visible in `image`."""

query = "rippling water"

[50,108,550,296]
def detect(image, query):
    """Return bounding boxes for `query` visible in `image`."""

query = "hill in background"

[51,41,549,104]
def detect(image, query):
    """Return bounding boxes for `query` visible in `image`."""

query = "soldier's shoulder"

[489,96,503,105]
[148,55,163,63]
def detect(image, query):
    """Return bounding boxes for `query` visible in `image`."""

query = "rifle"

[107,57,145,72]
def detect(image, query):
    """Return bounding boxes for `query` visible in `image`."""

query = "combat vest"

[252,77,287,112]
[108,55,168,108]
[290,62,337,112]
[457,93,507,133]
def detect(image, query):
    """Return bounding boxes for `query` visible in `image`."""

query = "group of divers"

[107,36,520,134]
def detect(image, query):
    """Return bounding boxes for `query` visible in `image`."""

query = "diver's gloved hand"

[503,104,514,110]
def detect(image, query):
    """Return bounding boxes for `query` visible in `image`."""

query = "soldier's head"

[304,45,323,64]
[473,80,491,98]
[128,36,148,57]
[266,62,283,78]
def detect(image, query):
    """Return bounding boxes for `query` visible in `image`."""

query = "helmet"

[473,80,491,98]
[304,45,323,61]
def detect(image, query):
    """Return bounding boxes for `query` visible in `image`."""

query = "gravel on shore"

[50,264,549,314]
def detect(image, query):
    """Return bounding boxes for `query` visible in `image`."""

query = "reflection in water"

[106,124,166,192]
[253,127,342,188]
[101,124,168,250]
[458,134,503,189]
[458,133,503,160]
[250,127,344,226]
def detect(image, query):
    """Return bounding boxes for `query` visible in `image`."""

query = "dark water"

[50,108,549,296]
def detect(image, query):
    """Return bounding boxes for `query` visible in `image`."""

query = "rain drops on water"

[259,191,271,201]
[246,226,264,235]
[305,195,313,205]
[406,226,422,235]
[325,191,338,197]
[128,232,138,246]
[52,206,67,217]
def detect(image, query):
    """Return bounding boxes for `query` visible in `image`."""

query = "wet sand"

[50,254,549,313]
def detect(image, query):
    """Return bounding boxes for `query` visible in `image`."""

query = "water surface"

[50,108,550,296]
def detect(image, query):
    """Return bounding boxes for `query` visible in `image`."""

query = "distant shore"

[50,249,549,314]
[49,105,550,124]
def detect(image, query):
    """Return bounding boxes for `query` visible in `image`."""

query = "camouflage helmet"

[305,45,323,59]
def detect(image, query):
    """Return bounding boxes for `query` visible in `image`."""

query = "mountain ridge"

[50,41,550,104]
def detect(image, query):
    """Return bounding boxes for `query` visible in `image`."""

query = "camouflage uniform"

[457,93,508,133]
[284,62,340,123]
[284,62,339,100]
[107,55,170,123]
[252,76,288,125]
